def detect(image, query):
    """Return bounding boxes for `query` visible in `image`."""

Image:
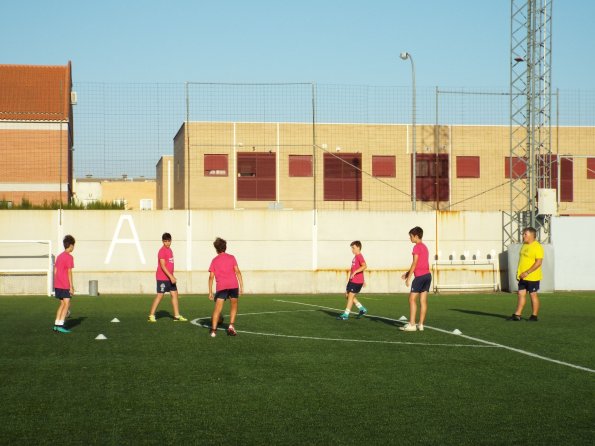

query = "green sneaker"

[173,315,188,322]
[148,315,157,323]
[356,306,368,319]
[54,326,71,334]
[336,313,349,321]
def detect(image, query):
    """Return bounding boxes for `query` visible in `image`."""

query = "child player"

[208,237,244,337]
[400,226,432,332]
[507,226,544,321]
[337,240,368,320]
[148,233,187,322]
[53,235,75,333]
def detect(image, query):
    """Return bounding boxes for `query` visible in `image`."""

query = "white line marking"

[274,299,595,374]
[191,319,494,348]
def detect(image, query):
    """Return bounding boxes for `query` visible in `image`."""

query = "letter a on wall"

[104,215,146,264]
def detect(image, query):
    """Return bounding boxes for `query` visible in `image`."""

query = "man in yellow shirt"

[508,227,544,322]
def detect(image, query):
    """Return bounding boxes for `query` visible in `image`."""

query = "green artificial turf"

[0,292,593,445]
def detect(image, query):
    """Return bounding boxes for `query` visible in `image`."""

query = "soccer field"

[0,292,593,445]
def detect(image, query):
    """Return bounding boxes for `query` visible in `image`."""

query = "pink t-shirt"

[54,251,74,290]
[412,242,430,277]
[156,246,174,280]
[350,253,366,284]
[209,253,239,292]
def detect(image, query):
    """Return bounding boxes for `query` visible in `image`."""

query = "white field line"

[190,310,495,348]
[273,299,595,374]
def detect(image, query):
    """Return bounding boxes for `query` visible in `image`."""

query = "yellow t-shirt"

[517,241,544,281]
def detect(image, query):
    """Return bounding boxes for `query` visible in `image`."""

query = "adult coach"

[508,227,544,322]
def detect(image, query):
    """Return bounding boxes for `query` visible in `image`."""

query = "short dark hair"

[409,226,423,239]
[63,235,75,249]
[523,227,537,237]
[162,232,172,241]
[214,237,227,254]
[350,240,362,249]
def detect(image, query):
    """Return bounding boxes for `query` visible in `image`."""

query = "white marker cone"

[452,329,462,335]
[399,316,408,321]
[111,318,120,323]
[95,334,107,340]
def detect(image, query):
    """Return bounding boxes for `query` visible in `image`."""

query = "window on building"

[456,156,480,178]
[587,158,595,179]
[324,153,362,201]
[289,155,313,177]
[204,154,228,176]
[237,152,276,201]
[414,154,449,202]
[534,155,573,203]
[140,198,153,210]
[372,156,396,177]
[504,156,528,179]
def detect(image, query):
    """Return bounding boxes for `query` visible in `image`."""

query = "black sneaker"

[528,315,539,322]
[506,314,522,321]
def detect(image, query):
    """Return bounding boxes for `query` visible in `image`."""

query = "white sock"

[344,309,350,314]
[354,302,363,309]
[54,320,60,326]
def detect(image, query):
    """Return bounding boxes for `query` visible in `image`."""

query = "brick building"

[170,121,595,214]
[0,62,74,205]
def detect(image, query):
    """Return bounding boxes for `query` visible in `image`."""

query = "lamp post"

[400,51,416,211]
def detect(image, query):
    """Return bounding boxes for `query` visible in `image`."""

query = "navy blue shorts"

[346,281,363,294]
[215,288,239,300]
[411,273,432,293]
[156,280,177,294]
[518,279,540,293]
[54,288,71,299]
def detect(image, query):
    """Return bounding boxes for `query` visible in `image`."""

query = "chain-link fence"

[1,76,594,213]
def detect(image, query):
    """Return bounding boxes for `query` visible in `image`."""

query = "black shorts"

[54,288,71,299]
[346,281,363,294]
[156,280,177,294]
[411,273,432,293]
[215,288,239,300]
[518,279,540,293]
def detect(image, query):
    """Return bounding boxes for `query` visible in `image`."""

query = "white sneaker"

[209,330,217,338]
[417,324,424,331]
[399,323,417,332]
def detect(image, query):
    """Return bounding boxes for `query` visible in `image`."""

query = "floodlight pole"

[401,52,416,211]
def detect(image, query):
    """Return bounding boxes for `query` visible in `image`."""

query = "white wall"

[0,209,511,295]
[552,216,595,290]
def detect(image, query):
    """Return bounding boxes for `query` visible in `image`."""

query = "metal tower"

[504,0,553,248]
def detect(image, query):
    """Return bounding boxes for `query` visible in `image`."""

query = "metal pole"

[311,82,317,217]
[411,56,417,211]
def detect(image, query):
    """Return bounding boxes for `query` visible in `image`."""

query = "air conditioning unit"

[537,188,557,215]
[70,91,78,105]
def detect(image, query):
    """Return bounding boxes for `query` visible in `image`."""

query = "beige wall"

[172,122,595,214]
[156,155,173,210]
[101,180,156,210]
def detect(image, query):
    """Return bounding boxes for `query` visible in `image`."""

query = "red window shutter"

[456,156,480,178]
[587,158,595,179]
[323,153,362,201]
[560,157,573,202]
[236,152,276,201]
[505,156,527,179]
[289,155,312,177]
[204,154,228,176]
[372,156,396,177]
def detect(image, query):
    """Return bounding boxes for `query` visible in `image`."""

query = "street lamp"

[400,51,416,211]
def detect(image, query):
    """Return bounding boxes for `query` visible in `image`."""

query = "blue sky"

[1,0,593,89]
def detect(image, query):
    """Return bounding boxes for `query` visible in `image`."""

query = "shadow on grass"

[64,317,86,329]
[155,310,173,320]
[450,308,509,319]
[319,309,401,327]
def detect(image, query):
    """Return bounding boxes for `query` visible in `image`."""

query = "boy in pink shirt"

[148,233,187,322]
[53,235,75,334]
[208,237,244,337]
[400,226,432,332]
[337,240,368,320]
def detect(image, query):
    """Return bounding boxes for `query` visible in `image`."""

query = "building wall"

[156,155,173,210]
[0,125,70,205]
[173,122,595,214]
[101,180,156,210]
